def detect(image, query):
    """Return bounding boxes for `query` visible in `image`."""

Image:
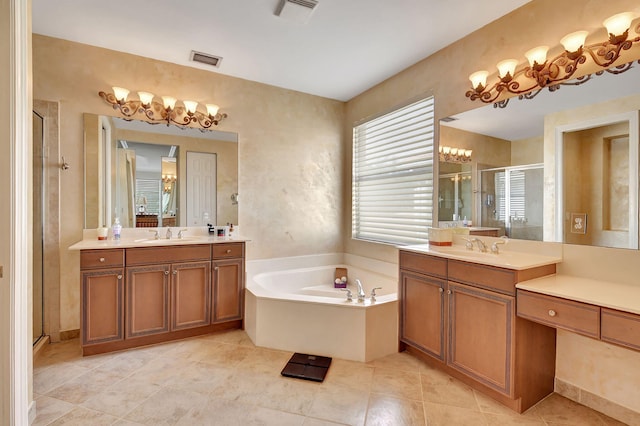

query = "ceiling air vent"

[275,0,318,24]
[190,51,222,68]
[440,116,458,123]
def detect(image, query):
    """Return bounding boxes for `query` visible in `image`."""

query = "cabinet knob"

[548,309,557,317]
[173,270,178,275]
[214,266,219,271]
[447,289,452,295]
[99,257,105,263]
[438,287,444,293]
[117,275,122,280]
[226,249,232,254]
[164,270,169,275]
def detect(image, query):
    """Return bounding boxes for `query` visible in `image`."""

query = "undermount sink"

[134,236,208,244]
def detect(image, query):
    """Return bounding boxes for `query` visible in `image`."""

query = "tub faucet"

[370,287,382,303]
[491,236,509,254]
[166,227,172,239]
[355,279,366,303]
[340,288,353,302]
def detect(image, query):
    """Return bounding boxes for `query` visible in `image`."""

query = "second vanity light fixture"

[466,12,640,107]
[99,87,228,129]
[439,146,472,163]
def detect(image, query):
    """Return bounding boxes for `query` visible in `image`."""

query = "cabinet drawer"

[212,243,244,259]
[601,308,640,351]
[449,260,516,295]
[399,251,447,279]
[81,249,124,269]
[126,245,211,266]
[516,290,600,338]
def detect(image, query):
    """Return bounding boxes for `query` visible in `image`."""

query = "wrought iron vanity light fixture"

[466,12,640,108]
[98,87,228,129]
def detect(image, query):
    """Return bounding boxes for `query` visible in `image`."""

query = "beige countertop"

[69,227,249,250]
[516,275,640,316]
[400,242,562,271]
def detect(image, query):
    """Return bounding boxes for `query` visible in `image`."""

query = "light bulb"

[603,12,634,37]
[465,150,472,157]
[560,31,588,53]
[451,148,458,156]
[138,91,154,105]
[469,70,489,91]
[162,96,177,110]
[112,87,129,102]
[496,59,518,80]
[206,104,219,116]
[183,100,198,114]
[525,46,549,68]
[443,146,451,155]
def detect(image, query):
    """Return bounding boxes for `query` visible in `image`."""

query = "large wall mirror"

[439,62,640,249]
[84,114,238,229]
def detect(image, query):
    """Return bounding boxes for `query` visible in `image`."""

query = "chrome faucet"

[491,236,509,254]
[370,287,382,302]
[166,227,172,239]
[355,279,366,303]
[464,237,488,252]
[149,229,159,240]
[340,288,353,302]
[177,229,188,239]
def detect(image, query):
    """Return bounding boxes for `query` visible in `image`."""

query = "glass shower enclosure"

[479,164,544,241]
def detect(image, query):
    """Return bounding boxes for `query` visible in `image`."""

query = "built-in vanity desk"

[398,242,562,413]
[517,276,640,352]
[70,234,247,356]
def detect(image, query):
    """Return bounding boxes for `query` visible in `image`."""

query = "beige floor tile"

[164,361,234,394]
[482,412,547,425]
[368,351,426,374]
[45,369,123,404]
[240,346,294,376]
[203,328,257,347]
[420,367,478,409]
[93,351,157,379]
[303,418,348,426]
[124,387,208,425]
[530,393,613,425]
[47,406,119,425]
[307,383,369,425]
[177,396,305,426]
[194,341,255,367]
[365,394,426,426]
[81,375,162,418]
[112,420,146,426]
[424,401,487,426]
[322,359,375,392]
[371,367,422,401]
[127,355,195,386]
[32,395,75,426]
[33,362,92,395]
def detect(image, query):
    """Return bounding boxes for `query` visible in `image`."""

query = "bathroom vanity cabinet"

[399,249,558,413]
[80,242,245,355]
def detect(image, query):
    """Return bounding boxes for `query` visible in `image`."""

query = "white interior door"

[186,152,217,226]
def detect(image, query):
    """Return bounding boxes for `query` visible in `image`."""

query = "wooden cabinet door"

[400,270,446,361]
[81,268,124,345]
[212,258,244,323]
[447,281,515,396]
[126,264,170,338]
[171,261,211,331]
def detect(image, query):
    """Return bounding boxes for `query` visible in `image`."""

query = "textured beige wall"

[33,35,344,331]
[345,0,640,416]
[511,135,543,165]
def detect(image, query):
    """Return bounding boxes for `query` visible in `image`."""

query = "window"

[352,96,435,245]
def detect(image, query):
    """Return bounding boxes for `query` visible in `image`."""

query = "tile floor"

[33,330,626,425]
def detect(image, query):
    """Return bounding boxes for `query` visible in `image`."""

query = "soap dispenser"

[112,217,122,240]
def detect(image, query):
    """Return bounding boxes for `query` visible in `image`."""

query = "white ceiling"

[31,0,530,101]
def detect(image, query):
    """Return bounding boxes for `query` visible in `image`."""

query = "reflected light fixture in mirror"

[98,87,228,129]
[466,12,639,107]
[439,145,472,163]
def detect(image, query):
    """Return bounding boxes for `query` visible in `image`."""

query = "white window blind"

[352,96,435,245]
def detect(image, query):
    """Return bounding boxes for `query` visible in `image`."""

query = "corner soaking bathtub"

[245,253,398,362]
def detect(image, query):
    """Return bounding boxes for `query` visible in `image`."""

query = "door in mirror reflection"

[479,164,543,240]
[559,115,638,249]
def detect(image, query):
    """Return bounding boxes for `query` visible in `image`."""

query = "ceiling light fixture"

[98,87,227,129]
[467,12,639,107]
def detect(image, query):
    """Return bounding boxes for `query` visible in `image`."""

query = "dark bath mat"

[281,353,332,382]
